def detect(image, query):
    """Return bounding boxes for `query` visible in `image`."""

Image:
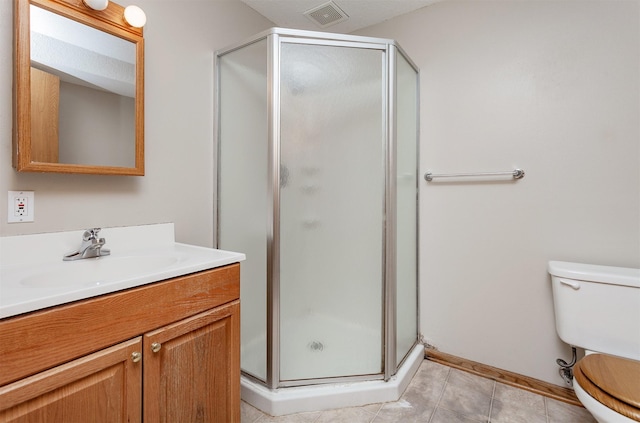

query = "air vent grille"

[304,1,349,28]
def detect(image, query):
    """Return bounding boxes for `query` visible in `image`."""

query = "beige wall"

[356,1,640,385]
[0,0,273,246]
[3,0,639,389]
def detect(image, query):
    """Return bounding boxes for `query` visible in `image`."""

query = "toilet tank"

[548,261,640,361]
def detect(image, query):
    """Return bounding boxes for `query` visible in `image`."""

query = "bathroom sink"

[20,255,180,288]
[0,223,246,319]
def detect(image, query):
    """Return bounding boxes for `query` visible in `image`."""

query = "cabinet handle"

[151,342,162,353]
[131,351,142,363]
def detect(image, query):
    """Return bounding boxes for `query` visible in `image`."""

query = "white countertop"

[0,223,245,319]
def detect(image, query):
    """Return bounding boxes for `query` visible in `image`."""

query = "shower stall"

[215,28,420,416]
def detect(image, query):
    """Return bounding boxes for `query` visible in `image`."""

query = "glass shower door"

[278,41,385,381]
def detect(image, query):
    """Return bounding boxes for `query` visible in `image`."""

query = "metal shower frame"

[215,27,420,390]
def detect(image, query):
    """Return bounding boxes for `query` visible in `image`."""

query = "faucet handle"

[83,228,102,241]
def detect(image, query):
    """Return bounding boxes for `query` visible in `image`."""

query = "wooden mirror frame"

[13,0,144,175]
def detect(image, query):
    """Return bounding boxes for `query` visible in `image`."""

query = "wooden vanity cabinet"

[0,337,142,423]
[0,264,241,423]
[144,302,240,423]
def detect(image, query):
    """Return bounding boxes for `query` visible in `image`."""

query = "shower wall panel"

[395,52,419,366]
[218,39,269,381]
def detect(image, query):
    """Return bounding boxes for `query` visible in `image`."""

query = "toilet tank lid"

[548,261,640,288]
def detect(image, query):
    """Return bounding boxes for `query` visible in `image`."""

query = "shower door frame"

[270,34,392,389]
[215,28,420,391]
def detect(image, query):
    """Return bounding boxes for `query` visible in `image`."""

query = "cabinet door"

[143,300,240,423]
[0,337,142,423]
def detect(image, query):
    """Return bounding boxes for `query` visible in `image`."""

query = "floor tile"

[546,397,597,423]
[254,411,322,423]
[446,369,495,397]
[361,403,384,414]
[403,360,450,406]
[490,382,547,423]
[373,398,436,422]
[313,405,377,423]
[241,401,265,423]
[438,369,494,421]
[431,407,486,423]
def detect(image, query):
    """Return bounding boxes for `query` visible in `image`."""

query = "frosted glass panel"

[395,52,418,366]
[279,42,385,381]
[218,39,268,381]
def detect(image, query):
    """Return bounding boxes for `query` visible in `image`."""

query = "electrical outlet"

[8,191,34,223]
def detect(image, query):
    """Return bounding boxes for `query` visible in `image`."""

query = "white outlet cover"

[8,191,34,223]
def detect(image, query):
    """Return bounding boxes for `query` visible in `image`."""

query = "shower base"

[240,343,424,416]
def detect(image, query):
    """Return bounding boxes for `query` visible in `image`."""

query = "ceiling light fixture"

[123,5,146,28]
[82,0,108,11]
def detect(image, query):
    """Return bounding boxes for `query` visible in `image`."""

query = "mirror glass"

[31,4,136,167]
[14,0,144,175]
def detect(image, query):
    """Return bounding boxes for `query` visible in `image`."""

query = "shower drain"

[308,341,324,352]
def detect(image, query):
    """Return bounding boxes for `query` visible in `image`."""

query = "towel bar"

[424,169,525,182]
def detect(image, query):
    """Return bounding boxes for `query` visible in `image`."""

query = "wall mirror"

[13,0,144,175]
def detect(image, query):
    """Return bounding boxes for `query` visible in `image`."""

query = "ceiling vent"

[303,1,349,28]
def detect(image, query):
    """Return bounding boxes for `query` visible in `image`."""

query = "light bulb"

[124,5,146,28]
[82,0,108,11]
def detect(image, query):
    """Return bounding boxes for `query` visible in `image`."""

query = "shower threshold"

[240,344,424,416]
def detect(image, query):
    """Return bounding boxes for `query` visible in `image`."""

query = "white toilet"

[548,261,640,423]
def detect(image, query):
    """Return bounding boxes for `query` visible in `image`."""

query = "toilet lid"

[579,354,640,409]
[574,364,640,422]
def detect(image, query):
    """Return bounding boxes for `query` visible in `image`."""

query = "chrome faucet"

[63,228,110,261]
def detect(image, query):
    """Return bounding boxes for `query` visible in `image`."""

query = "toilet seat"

[574,354,640,422]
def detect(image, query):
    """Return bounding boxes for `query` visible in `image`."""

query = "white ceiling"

[239,0,440,34]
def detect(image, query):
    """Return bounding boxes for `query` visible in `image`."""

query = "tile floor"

[241,360,597,423]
